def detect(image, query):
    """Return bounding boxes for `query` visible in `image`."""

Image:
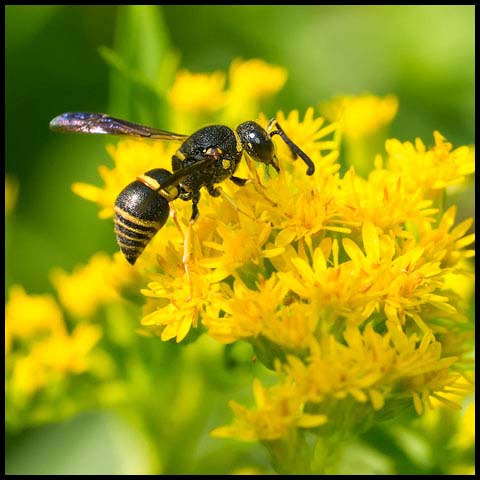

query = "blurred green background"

[5,5,475,474]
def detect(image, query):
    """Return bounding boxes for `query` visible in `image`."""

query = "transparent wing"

[49,112,188,142]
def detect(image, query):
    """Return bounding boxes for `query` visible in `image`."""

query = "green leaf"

[106,5,176,127]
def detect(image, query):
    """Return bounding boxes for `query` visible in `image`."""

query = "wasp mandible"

[50,112,315,266]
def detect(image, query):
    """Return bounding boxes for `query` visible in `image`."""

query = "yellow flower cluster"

[322,93,399,140]
[167,58,287,132]
[206,129,474,440]
[5,286,101,401]
[51,252,139,318]
[45,59,474,449]
[213,378,328,442]
[73,140,178,219]
[168,69,227,113]
[384,131,475,191]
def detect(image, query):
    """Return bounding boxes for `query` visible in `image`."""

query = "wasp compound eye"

[236,121,278,171]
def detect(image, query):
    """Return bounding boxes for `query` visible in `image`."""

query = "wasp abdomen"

[114,169,173,265]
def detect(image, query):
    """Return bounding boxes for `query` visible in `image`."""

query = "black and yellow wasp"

[50,112,315,265]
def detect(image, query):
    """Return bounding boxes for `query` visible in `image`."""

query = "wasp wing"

[49,112,188,142]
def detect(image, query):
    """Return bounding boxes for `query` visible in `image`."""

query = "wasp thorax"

[236,121,278,171]
[113,168,173,265]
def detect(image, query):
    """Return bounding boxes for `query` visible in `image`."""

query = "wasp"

[49,112,315,266]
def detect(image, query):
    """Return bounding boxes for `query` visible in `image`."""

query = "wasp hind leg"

[181,190,201,299]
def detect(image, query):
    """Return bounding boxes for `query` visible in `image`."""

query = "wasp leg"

[190,190,201,222]
[168,204,192,297]
[169,205,184,237]
[183,190,201,299]
[230,176,250,187]
[183,221,194,300]
[206,184,220,197]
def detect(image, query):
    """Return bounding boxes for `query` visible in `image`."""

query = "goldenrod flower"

[321,93,399,178]
[338,167,438,230]
[30,323,101,374]
[260,108,339,167]
[208,281,317,352]
[384,131,475,192]
[6,285,65,351]
[72,139,176,219]
[141,266,218,342]
[51,252,139,318]
[211,378,327,442]
[168,69,227,113]
[224,58,288,122]
[228,58,287,102]
[5,286,101,400]
[8,324,101,398]
[63,59,473,474]
[322,93,399,140]
[200,219,285,282]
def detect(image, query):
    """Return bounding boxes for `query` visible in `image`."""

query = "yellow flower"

[229,58,287,102]
[211,378,327,442]
[216,322,470,442]
[51,252,139,318]
[207,124,473,446]
[224,58,288,122]
[200,219,285,282]
[140,239,224,342]
[251,108,342,244]
[420,206,475,269]
[168,69,227,113]
[338,166,438,230]
[203,269,325,352]
[384,131,475,192]
[66,58,474,462]
[30,323,101,375]
[6,285,65,349]
[5,286,102,399]
[8,324,101,398]
[322,93,399,140]
[72,139,176,218]
[203,275,289,344]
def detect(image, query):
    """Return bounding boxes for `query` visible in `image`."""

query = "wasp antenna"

[267,119,315,176]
